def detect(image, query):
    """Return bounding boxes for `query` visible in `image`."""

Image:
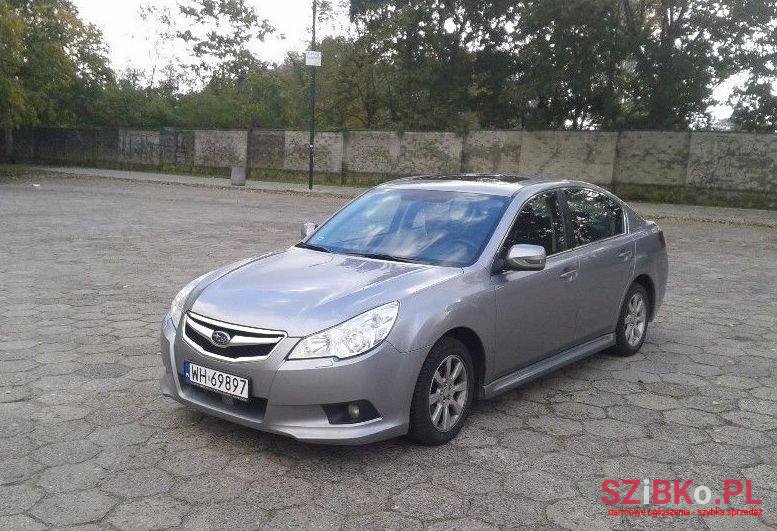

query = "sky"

[73,0,351,70]
[73,0,735,121]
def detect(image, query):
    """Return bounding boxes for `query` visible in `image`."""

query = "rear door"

[491,190,580,376]
[562,187,635,342]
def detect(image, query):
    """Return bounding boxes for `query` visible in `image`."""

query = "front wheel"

[407,337,475,445]
[611,283,650,357]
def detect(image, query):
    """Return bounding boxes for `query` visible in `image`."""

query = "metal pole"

[307,0,317,190]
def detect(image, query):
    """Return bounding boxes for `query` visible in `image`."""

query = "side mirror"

[301,222,318,239]
[504,244,546,271]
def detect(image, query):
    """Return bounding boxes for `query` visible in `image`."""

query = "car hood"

[191,247,460,337]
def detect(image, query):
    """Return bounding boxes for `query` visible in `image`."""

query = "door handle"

[617,248,633,261]
[559,267,578,281]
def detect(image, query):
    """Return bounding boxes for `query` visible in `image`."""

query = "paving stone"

[0,456,43,485]
[261,505,342,530]
[30,488,116,526]
[107,496,187,531]
[0,514,47,531]
[707,425,773,447]
[342,511,423,530]
[31,439,101,467]
[36,462,106,492]
[525,415,584,436]
[87,423,156,447]
[504,470,578,501]
[316,477,391,515]
[584,418,644,438]
[468,492,545,527]
[0,485,43,516]
[171,475,248,504]
[426,517,498,530]
[100,467,174,498]
[182,502,269,530]
[663,408,723,428]
[547,497,613,530]
[431,464,502,496]
[391,483,466,520]
[2,175,775,529]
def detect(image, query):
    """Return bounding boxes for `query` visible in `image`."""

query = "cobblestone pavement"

[1,175,776,530]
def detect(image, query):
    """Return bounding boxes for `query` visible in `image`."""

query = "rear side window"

[504,191,566,256]
[565,188,624,246]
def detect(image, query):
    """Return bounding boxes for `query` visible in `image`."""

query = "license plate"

[184,361,249,401]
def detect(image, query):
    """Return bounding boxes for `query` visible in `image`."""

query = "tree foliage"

[1,0,777,134]
[349,0,777,131]
[175,0,275,82]
[0,0,112,131]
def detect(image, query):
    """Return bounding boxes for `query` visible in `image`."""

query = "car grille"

[182,312,285,360]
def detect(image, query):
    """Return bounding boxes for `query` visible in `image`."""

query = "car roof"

[378,174,594,197]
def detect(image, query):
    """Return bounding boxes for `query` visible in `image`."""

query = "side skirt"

[480,333,615,399]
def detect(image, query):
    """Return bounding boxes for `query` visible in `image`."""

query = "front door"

[491,190,580,378]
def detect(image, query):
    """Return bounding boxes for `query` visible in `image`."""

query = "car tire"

[611,282,650,357]
[407,337,475,445]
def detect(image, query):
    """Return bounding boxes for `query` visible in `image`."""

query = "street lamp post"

[307,0,317,190]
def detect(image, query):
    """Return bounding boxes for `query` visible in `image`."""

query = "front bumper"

[159,314,427,444]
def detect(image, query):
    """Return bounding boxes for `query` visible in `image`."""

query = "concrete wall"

[35,128,94,163]
[397,132,462,175]
[248,130,285,169]
[519,131,617,184]
[284,131,343,173]
[4,127,777,204]
[194,130,247,168]
[687,132,777,193]
[343,131,400,174]
[95,128,120,163]
[119,129,161,166]
[161,128,195,168]
[614,131,690,186]
[461,131,522,173]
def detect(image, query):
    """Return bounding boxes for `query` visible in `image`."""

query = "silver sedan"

[160,175,668,445]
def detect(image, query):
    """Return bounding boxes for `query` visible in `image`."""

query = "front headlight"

[170,273,210,328]
[288,302,400,360]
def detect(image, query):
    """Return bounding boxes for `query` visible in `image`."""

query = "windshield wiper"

[345,252,417,264]
[296,242,332,253]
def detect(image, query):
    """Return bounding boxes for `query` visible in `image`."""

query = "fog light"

[322,400,380,424]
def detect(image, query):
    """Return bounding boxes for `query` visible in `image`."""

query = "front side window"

[303,188,510,267]
[503,191,566,256]
[565,188,624,246]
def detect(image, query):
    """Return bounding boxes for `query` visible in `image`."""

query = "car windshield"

[300,188,510,267]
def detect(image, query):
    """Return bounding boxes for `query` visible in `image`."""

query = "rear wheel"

[611,283,650,356]
[408,337,474,445]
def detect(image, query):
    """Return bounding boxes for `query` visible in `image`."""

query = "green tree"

[350,0,777,131]
[617,0,777,129]
[0,0,112,156]
[0,2,26,155]
[175,0,275,82]
[731,82,777,132]
[730,16,777,132]
[350,0,480,130]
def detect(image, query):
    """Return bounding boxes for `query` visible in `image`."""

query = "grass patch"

[608,183,777,211]
[0,163,36,178]
[248,167,396,188]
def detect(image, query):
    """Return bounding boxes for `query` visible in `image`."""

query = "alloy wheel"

[428,354,468,432]
[624,292,647,347]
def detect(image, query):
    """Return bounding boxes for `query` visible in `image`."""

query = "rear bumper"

[159,314,426,444]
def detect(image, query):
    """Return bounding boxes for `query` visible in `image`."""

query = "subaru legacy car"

[160,175,667,445]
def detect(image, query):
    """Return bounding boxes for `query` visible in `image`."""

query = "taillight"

[657,230,666,249]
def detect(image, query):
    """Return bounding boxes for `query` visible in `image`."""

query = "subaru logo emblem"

[211,330,231,346]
